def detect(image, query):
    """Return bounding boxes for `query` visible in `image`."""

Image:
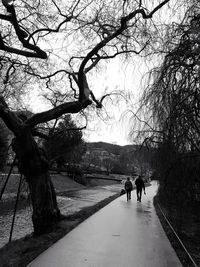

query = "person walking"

[135,175,146,202]
[125,177,133,201]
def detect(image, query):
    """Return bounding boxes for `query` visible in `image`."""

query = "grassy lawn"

[0,172,85,196]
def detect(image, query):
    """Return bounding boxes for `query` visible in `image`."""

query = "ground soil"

[154,196,200,267]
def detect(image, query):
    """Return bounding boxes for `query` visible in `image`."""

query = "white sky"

[82,57,151,145]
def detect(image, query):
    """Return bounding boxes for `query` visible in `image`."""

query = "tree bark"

[12,130,61,235]
[28,172,61,235]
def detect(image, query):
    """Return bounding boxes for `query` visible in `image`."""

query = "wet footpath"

[27,181,182,267]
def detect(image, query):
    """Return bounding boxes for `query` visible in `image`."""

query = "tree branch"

[77,0,169,101]
[0,13,12,21]
[0,4,47,59]
[31,129,49,140]
[26,99,92,128]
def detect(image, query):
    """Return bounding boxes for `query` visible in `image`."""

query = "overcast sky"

[82,56,153,145]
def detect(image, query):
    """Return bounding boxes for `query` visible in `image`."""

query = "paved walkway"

[27,181,182,267]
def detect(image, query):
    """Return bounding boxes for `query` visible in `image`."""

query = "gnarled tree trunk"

[12,130,61,235]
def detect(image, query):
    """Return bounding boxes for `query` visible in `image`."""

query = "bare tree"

[0,0,170,234]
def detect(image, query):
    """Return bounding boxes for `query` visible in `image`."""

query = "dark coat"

[125,180,133,191]
[135,178,145,190]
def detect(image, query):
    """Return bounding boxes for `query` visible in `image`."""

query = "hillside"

[86,141,138,155]
[85,142,156,175]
